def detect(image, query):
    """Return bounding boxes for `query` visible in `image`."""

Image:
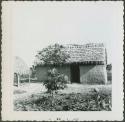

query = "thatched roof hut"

[35,43,107,84]
[14,56,29,75]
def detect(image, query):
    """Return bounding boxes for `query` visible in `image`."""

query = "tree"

[35,43,70,65]
[35,43,70,94]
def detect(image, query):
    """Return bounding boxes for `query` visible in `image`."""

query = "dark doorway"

[70,64,80,83]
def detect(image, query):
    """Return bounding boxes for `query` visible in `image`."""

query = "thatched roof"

[35,43,106,66]
[14,56,29,75]
[63,43,106,64]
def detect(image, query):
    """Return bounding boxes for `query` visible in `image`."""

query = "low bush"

[14,91,111,111]
[42,68,67,94]
[107,70,112,83]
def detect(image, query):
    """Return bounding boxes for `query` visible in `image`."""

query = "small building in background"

[14,56,30,86]
[35,43,108,84]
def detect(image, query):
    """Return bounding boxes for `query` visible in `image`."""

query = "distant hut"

[14,56,29,86]
[35,43,107,84]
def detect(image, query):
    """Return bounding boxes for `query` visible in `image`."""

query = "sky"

[7,1,123,67]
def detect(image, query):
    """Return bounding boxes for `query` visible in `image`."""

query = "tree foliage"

[35,43,70,65]
[35,44,70,94]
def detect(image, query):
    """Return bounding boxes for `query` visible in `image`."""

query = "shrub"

[107,70,112,83]
[42,68,67,94]
[14,92,112,111]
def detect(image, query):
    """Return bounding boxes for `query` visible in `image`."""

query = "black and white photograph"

[1,1,124,121]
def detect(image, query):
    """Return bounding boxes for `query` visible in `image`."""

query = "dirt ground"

[13,83,46,100]
[14,83,111,101]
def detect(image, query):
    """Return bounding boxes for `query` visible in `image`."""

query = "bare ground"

[13,83,46,100]
[14,83,111,101]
